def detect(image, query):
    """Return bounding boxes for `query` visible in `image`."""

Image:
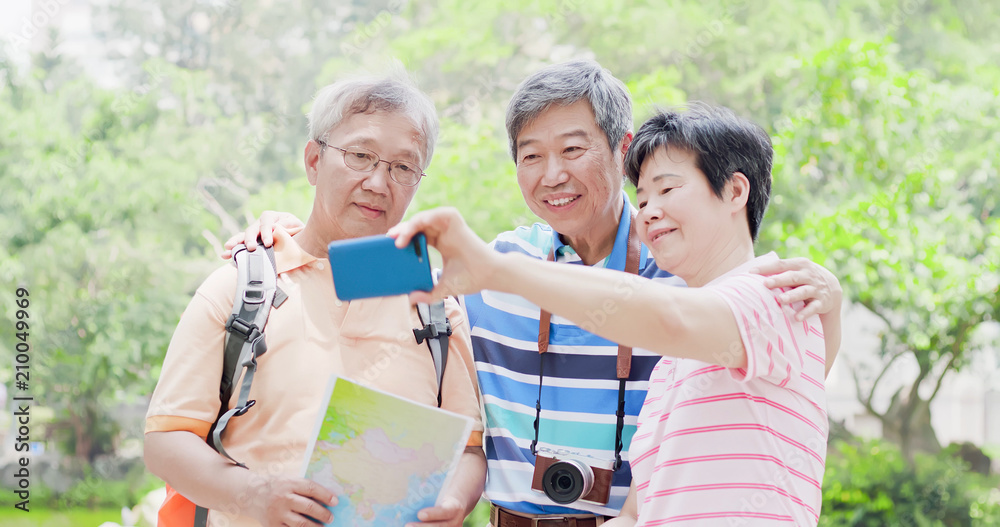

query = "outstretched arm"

[389,208,748,369]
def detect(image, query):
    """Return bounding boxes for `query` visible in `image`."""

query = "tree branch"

[847,338,906,422]
[928,350,961,403]
[197,179,240,236]
[859,298,897,334]
[926,320,975,403]
[849,358,883,419]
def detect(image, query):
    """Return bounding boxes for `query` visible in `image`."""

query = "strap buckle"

[233,399,256,417]
[226,314,262,342]
[412,320,452,344]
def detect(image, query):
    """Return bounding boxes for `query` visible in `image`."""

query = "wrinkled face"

[306,110,426,240]
[635,147,730,277]
[514,100,625,240]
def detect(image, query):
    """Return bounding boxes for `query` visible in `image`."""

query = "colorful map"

[302,376,473,526]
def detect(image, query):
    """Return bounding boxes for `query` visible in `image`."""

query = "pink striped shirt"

[630,253,828,526]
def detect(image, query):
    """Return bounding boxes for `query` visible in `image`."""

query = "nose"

[640,204,661,224]
[361,160,392,194]
[541,157,570,187]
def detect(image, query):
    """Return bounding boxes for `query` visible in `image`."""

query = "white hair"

[307,68,440,165]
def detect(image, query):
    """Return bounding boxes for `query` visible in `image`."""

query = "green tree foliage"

[764,37,1000,457]
[821,439,1000,525]
[2,0,997,500]
[0,56,231,460]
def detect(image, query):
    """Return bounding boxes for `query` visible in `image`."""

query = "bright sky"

[2,1,45,65]
[1,2,37,41]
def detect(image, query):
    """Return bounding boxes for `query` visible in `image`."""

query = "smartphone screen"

[327,234,433,301]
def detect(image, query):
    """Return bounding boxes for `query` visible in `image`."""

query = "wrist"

[482,251,515,292]
[236,471,269,520]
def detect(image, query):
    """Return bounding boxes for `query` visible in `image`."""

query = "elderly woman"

[390,104,834,526]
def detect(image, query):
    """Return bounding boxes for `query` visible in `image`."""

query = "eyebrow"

[352,137,422,164]
[516,129,592,152]
[636,173,682,195]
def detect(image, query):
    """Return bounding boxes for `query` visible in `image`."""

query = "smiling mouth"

[651,229,676,242]
[545,196,578,207]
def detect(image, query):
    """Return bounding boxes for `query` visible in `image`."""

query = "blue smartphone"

[327,233,433,301]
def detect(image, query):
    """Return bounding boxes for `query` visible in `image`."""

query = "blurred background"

[0,0,998,525]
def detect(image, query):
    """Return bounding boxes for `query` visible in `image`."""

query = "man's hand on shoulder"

[221,211,305,259]
[751,257,843,321]
[243,475,337,527]
[751,256,843,377]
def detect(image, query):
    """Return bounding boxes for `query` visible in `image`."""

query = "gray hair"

[307,69,440,166]
[505,60,633,161]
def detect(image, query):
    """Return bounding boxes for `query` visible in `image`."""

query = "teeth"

[547,196,577,206]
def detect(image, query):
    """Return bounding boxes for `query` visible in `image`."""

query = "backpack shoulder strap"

[208,242,284,467]
[413,300,451,408]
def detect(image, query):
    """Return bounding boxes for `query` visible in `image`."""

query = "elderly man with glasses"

[143,72,486,527]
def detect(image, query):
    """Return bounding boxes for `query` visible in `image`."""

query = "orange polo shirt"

[145,230,482,527]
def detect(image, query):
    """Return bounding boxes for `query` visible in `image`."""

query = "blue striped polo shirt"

[464,192,684,517]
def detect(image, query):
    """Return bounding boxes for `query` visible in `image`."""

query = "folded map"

[301,376,474,526]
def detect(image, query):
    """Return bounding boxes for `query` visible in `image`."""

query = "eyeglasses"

[315,139,426,187]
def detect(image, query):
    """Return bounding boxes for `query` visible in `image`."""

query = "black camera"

[530,452,613,505]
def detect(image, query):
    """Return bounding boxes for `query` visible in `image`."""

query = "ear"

[619,131,634,157]
[617,132,634,178]
[304,140,322,186]
[727,171,751,211]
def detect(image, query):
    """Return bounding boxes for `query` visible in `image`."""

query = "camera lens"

[542,460,594,504]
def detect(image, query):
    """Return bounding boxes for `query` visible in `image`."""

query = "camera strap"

[532,212,641,471]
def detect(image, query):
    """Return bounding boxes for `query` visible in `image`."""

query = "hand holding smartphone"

[327,233,433,301]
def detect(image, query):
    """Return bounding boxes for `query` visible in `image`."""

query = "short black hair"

[624,103,773,240]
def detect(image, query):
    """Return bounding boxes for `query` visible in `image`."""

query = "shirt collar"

[552,191,638,271]
[272,229,320,274]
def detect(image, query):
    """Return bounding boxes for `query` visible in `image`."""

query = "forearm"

[490,253,672,350]
[443,447,487,515]
[604,515,638,526]
[144,431,260,515]
[603,481,638,526]
[488,253,744,366]
[819,308,842,378]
